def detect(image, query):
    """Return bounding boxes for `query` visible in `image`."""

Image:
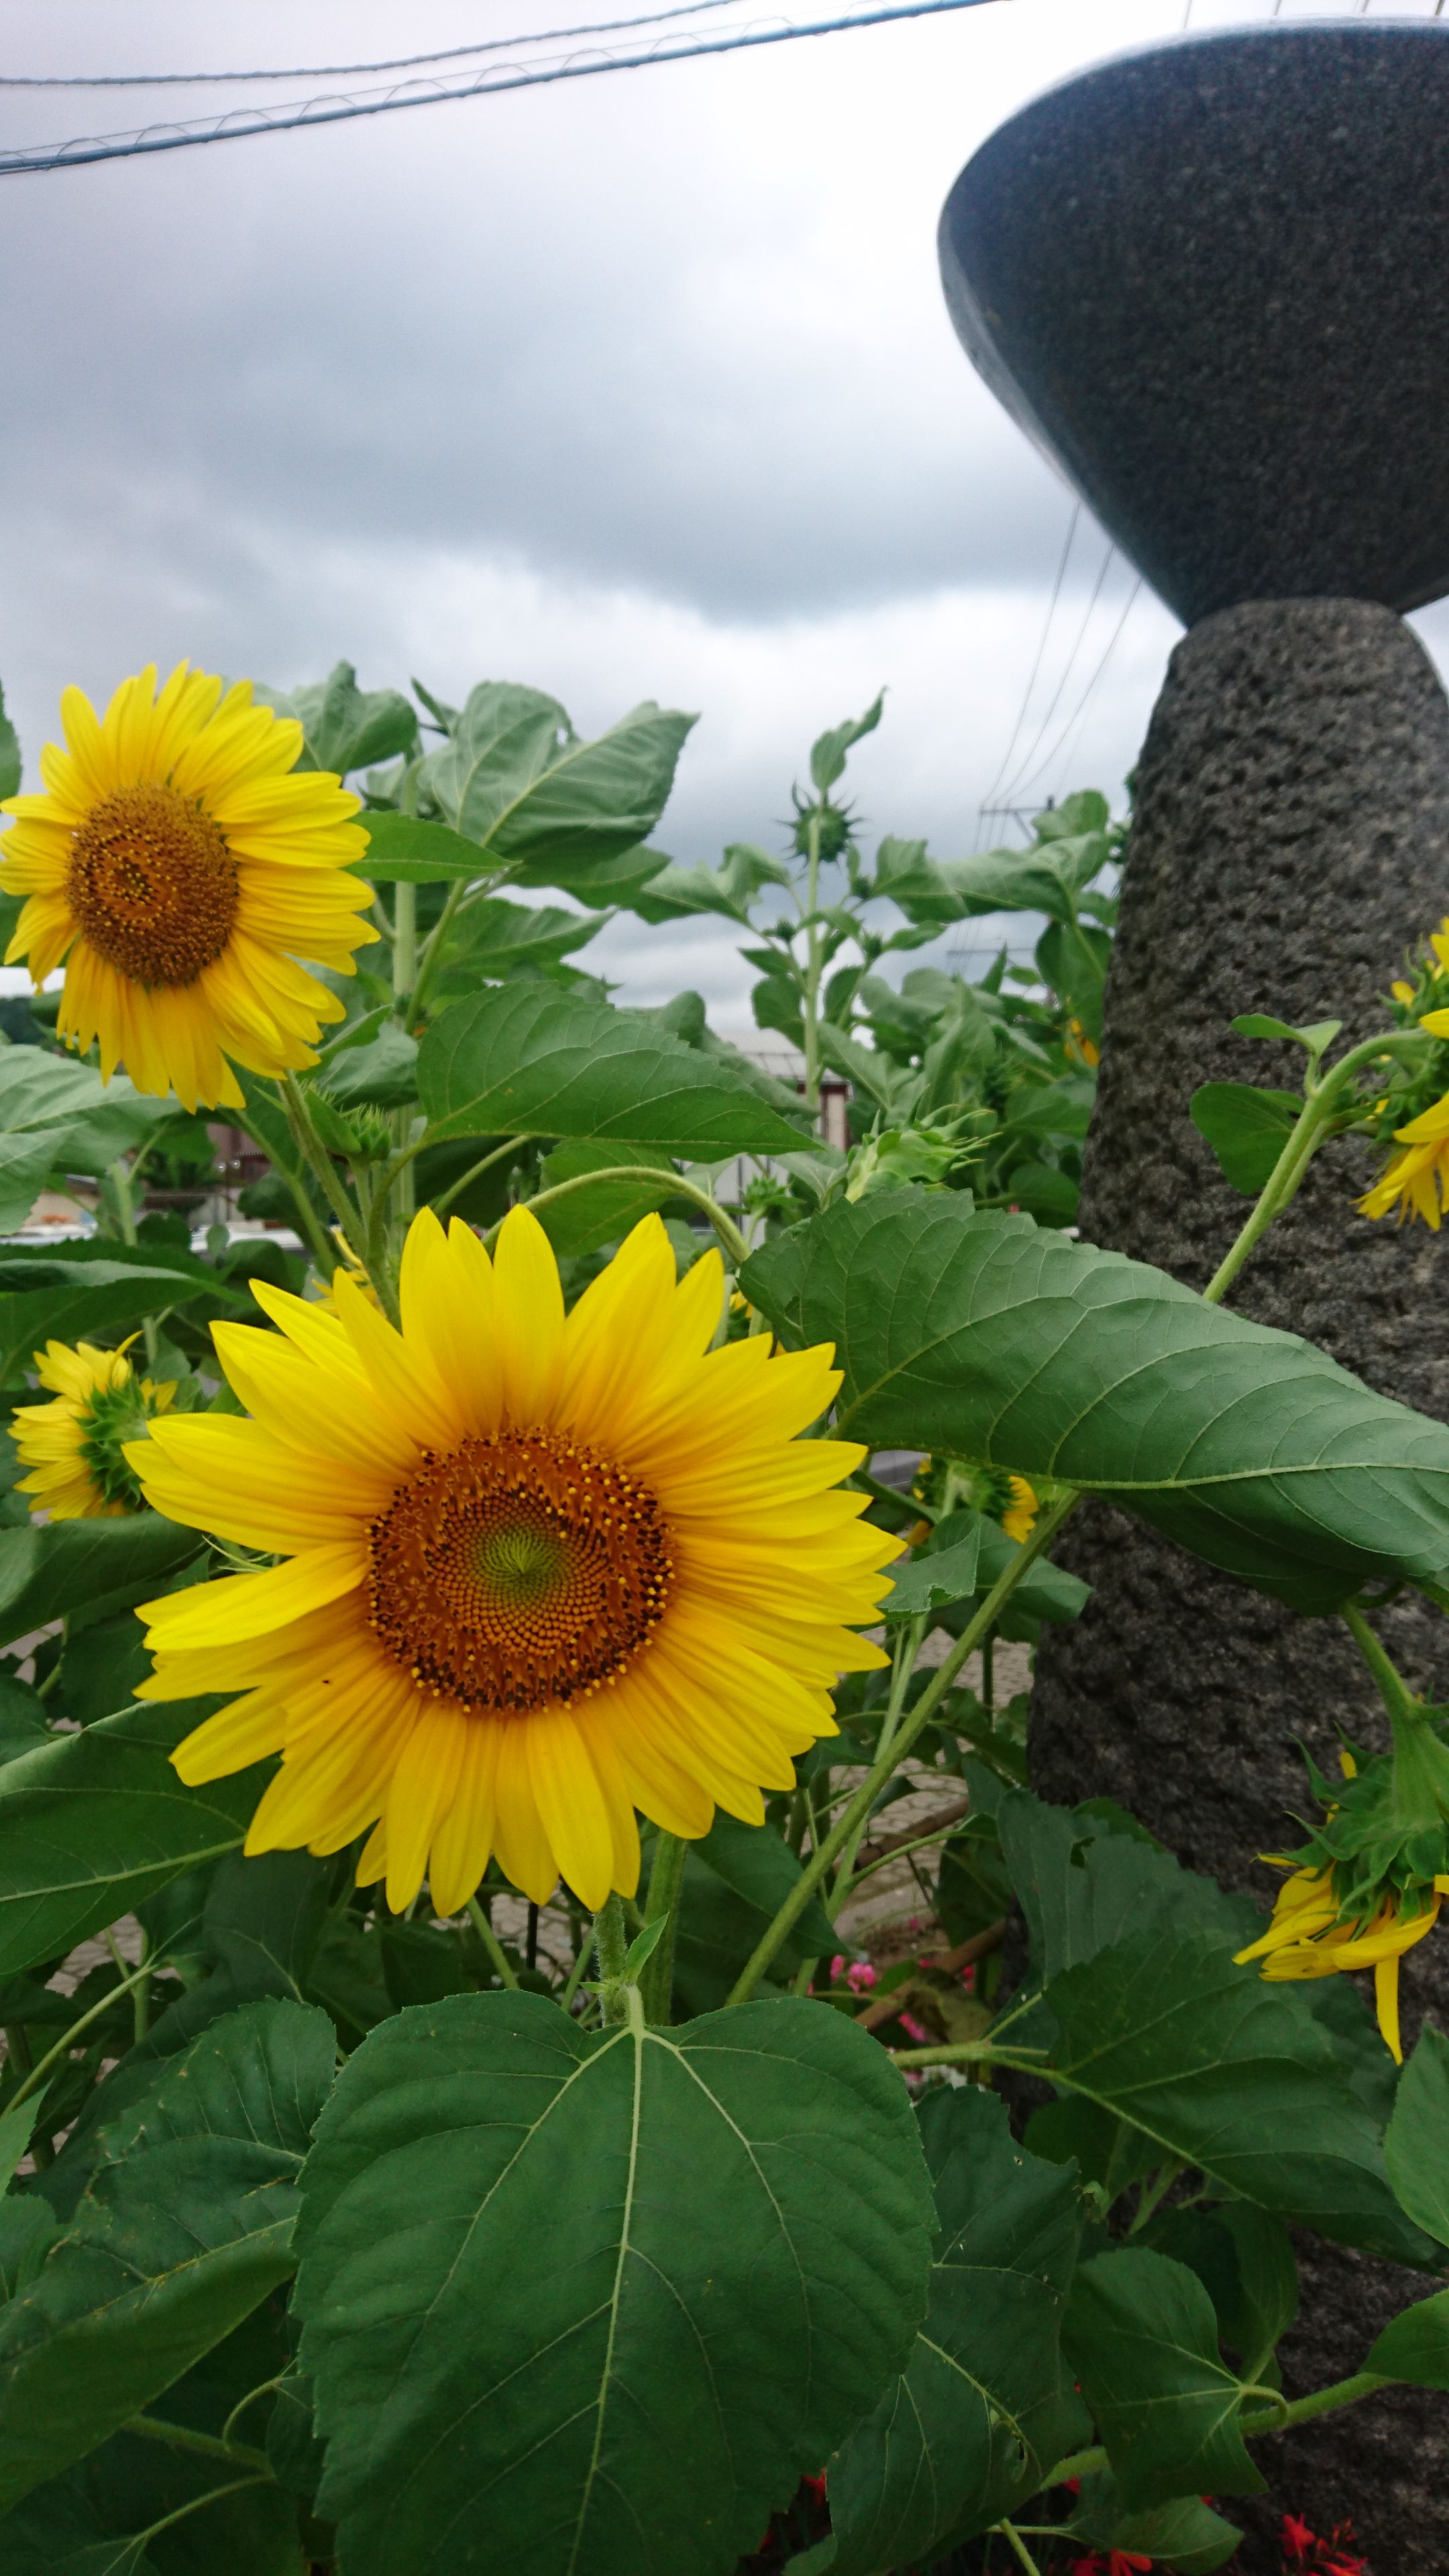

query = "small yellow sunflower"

[127,1207,896,1916]
[0,662,377,1114]
[1359,1093,1449,1228]
[13,1338,176,1520]
[1235,1858,1449,2063]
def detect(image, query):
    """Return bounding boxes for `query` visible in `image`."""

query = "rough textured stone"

[1030,600,1449,2576]
[938,20,1449,627]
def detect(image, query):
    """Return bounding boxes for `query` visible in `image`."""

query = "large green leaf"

[0,1515,201,1652]
[828,2088,1088,2574]
[294,1990,932,2576]
[418,982,809,1155]
[257,661,417,777]
[419,684,694,887]
[1040,1927,1433,2263]
[0,2000,334,2510]
[1063,2248,1263,2510]
[1385,2023,1449,2249]
[0,1246,239,1381]
[358,811,487,882]
[0,1703,268,1978]
[439,895,608,984]
[741,1193,1449,1611]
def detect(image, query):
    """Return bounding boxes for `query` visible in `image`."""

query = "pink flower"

[898,2012,932,2045]
[846,1961,877,1994]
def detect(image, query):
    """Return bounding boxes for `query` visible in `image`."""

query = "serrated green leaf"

[882,1525,982,1619]
[739,1192,1449,1612]
[1063,2247,1263,2510]
[0,1703,269,1979]
[418,982,808,1155]
[0,1246,239,1382]
[1190,1083,1301,1195]
[294,1990,932,2576]
[419,686,694,890]
[358,812,486,882]
[315,1020,419,1112]
[258,661,417,777]
[1385,2023,1449,2248]
[1041,1927,1434,2263]
[0,1516,201,1652]
[0,1998,335,2510]
[828,2087,1088,2573]
[1146,2204,1297,2378]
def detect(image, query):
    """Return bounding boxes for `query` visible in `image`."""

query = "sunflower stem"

[594,1892,630,2025]
[121,2412,272,2474]
[492,1167,750,1268]
[724,1495,1077,2005]
[465,1896,520,1992]
[828,1614,924,1917]
[4,1946,166,2123]
[638,1832,687,2025]
[107,1157,160,1368]
[427,1134,523,1224]
[279,1073,368,1279]
[1203,1027,1427,1307]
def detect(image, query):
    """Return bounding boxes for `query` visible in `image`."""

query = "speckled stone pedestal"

[1029,599,1449,2576]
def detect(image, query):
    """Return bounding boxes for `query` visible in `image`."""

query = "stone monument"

[939,24,1449,2574]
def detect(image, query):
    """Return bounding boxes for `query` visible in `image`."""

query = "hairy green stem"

[430,1134,523,1223]
[828,1614,924,1917]
[466,1896,521,1991]
[996,2520,1044,2576]
[637,1831,688,2025]
[725,1495,1077,2003]
[560,1918,596,2015]
[279,1071,371,1287]
[1342,1600,1421,1728]
[221,2375,286,2451]
[595,1892,630,2025]
[121,2412,272,2473]
[1203,1028,1426,1307]
[107,1157,161,1368]
[484,1165,751,1268]
[6,1947,159,2118]
[802,808,824,1114]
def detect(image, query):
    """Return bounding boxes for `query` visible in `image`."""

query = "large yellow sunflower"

[127,1208,896,1915]
[0,661,377,1114]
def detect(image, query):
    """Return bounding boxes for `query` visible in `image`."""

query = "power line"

[974,497,1080,847]
[1012,574,1144,801]
[0,0,1008,179]
[995,533,1116,808]
[0,1,747,88]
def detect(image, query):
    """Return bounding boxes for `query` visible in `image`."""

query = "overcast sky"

[2,0,1446,1014]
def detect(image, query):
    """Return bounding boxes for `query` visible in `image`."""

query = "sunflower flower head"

[1358,1090,1449,1229]
[13,1338,177,1521]
[125,1206,898,1918]
[1236,1720,1449,2059]
[0,662,378,1114]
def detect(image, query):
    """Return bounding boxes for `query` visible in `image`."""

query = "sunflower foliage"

[0,663,1446,2576]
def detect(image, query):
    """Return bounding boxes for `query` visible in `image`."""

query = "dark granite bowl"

[938,19,1449,628]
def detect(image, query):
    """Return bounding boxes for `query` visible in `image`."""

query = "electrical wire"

[0,0,747,88]
[994,533,1116,808]
[0,0,1008,178]
[973,497,1080,847]
[1011,574,1144,802]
